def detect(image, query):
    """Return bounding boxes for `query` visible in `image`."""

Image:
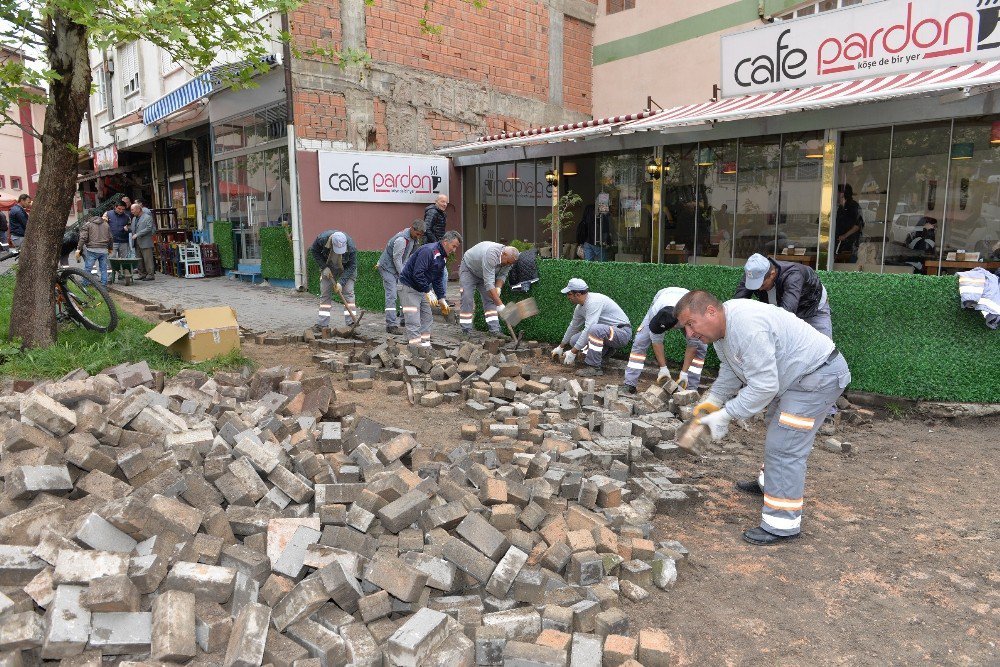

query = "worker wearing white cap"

[310,230,357,331]
[736,253,832,338]
[622,286,708,394]
[458,242,520,336]
[550,278,632,377]
[675,290,851,546]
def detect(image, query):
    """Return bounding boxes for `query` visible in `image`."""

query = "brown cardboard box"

[145,306,240,362]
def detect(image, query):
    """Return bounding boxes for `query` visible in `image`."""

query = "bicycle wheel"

[57,267,119,333]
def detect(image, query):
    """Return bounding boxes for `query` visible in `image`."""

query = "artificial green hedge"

[260,227,294,280]
[211,221,235,269]
[279,242,999,402]
[500,260,1000,403]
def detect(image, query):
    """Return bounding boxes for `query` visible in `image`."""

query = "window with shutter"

[117,41,140,101]
[160,47,180,75]
[92,65,108,114]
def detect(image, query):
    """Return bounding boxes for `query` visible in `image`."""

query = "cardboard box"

[145,306,240,362]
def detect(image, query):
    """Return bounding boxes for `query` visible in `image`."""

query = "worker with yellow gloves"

[398,230,462,347]
[676,290,851,546]
[622,286,708,395]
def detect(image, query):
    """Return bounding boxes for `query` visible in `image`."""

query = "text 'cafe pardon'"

[327,162,444,194]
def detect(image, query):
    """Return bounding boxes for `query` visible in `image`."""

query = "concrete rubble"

[0,341,697,665]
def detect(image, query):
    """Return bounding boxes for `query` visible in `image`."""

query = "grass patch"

[0,273,254,379]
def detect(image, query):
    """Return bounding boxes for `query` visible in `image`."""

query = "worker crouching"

[550,278,632,377]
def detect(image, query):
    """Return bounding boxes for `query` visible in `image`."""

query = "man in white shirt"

[550,278,632,377]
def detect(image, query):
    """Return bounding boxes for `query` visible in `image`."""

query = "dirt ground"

[120,295,1000,665]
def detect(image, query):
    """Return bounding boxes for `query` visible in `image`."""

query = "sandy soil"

[119,293,1000,665]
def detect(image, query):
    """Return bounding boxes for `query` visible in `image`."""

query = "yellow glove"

[440,301,451,316]
[693,398,722,418]
[333,282,343,295]
[75,250,82,261]
[321,267,333,281]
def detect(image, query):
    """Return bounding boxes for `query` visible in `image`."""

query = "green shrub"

[212,221,235,269]
[497,259,1000,404]
[290,243,999,402]
[260,226,294,280]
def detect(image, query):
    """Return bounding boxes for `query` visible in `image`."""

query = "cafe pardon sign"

[721,0,1000,97]
[318,150,450,203]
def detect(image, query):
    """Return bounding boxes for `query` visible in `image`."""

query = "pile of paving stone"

[0,349,695,666]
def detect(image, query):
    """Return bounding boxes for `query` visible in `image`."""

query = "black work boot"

[742,527,800,546]
[735,479,764,496]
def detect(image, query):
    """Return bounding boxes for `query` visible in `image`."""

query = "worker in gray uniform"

[458,242,520,336]
[550,278,633,377]
[623,286,708,394]
[377,220,425,334]
[674,290,851,546]
[310,230,357,331]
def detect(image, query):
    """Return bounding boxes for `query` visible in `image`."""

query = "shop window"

[10,176,22,191]
[941,118,1000,272]
[777,132,824,269]
[596,151,655,263]
[778,0,865,20]
[606,0,635,15]
[0,176,5,189]
[697,141,737,266]
[837,127,891,272]
[734,136,782,263]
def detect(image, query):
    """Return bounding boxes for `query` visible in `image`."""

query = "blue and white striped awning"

[142,72,213,125]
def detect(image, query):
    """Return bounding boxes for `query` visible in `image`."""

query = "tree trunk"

[8,12,91,348]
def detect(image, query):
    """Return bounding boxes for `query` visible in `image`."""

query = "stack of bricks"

[0,344,689,665]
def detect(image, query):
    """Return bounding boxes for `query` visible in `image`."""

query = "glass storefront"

[212,103,289,263]
[462,159,554,250]
[463,115,1000,275]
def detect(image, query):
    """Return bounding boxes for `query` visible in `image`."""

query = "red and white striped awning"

[438,61,1000,156]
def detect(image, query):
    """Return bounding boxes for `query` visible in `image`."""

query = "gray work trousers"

[379,267,401,326]
[759,351,851,536]
[318,274,356,327]
[458,264,501,333]
[804,300,833,339]
[570,324,632,368]
[114,242,132,259]
[624,324,708,389]
[399,283,432,347]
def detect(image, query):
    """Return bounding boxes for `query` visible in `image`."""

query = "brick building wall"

[290,0,596,151]
[563,15,593,115]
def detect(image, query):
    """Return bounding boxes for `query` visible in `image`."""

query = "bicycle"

[0,248,119,333]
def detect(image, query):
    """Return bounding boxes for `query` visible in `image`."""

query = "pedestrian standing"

[377,220,425,334]
[399,230,461,347]
[76,214,114,286]
[107,202,132,258]
[458,242,519,337]
[423,194,448,243]
[8,194,30,248]
[675,291,851,546]
[622,286,708,394]
[131,203,155,280]
[550,278,633,377]
[310,230,357,331]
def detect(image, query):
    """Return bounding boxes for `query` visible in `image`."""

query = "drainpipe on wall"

[282,11,306,290]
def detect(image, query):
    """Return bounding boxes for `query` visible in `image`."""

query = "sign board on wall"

[721,0,1000,96]
[318,150,449,203]
[93,145,118,171]
[480,163,554,207]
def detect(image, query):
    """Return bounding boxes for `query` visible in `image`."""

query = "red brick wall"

[294,90,347,142]
[366,0,551,103]
[563,16,593,115]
